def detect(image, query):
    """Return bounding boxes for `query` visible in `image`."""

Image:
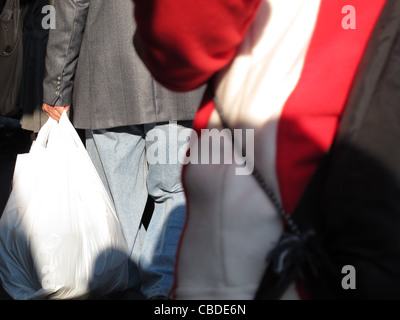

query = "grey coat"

[43,0,205,130]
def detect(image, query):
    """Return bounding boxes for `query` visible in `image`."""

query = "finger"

[54,106,66,117]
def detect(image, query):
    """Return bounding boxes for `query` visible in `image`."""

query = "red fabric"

[277,0,386,215]
[134,0,262,92]
[192,88,216,134]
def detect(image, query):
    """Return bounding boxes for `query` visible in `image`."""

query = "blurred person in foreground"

[132,0,400,299]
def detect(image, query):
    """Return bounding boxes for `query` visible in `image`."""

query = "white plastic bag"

[0,112,129,300]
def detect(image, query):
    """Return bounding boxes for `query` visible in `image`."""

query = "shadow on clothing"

[0,241,144,300]
[0,122,32,216]
[87,248,145,300]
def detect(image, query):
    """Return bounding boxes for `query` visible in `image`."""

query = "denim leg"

[139,121,192,298]
[85,126,148,290]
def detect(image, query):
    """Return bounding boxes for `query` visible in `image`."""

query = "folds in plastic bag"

[0,113,129,300]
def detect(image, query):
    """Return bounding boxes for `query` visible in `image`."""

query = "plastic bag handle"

[32,111,85,151]
[32,114,57,150]
[58,111,86,151]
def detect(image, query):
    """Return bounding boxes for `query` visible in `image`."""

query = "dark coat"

[18,0,50,132]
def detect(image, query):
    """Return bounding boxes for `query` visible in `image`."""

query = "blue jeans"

[85,121,192,298]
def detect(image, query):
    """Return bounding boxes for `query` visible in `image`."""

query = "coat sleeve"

[133,0,262,92]
[43,0,89,106]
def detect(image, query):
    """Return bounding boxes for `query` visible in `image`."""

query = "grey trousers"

[85,121,192,298]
